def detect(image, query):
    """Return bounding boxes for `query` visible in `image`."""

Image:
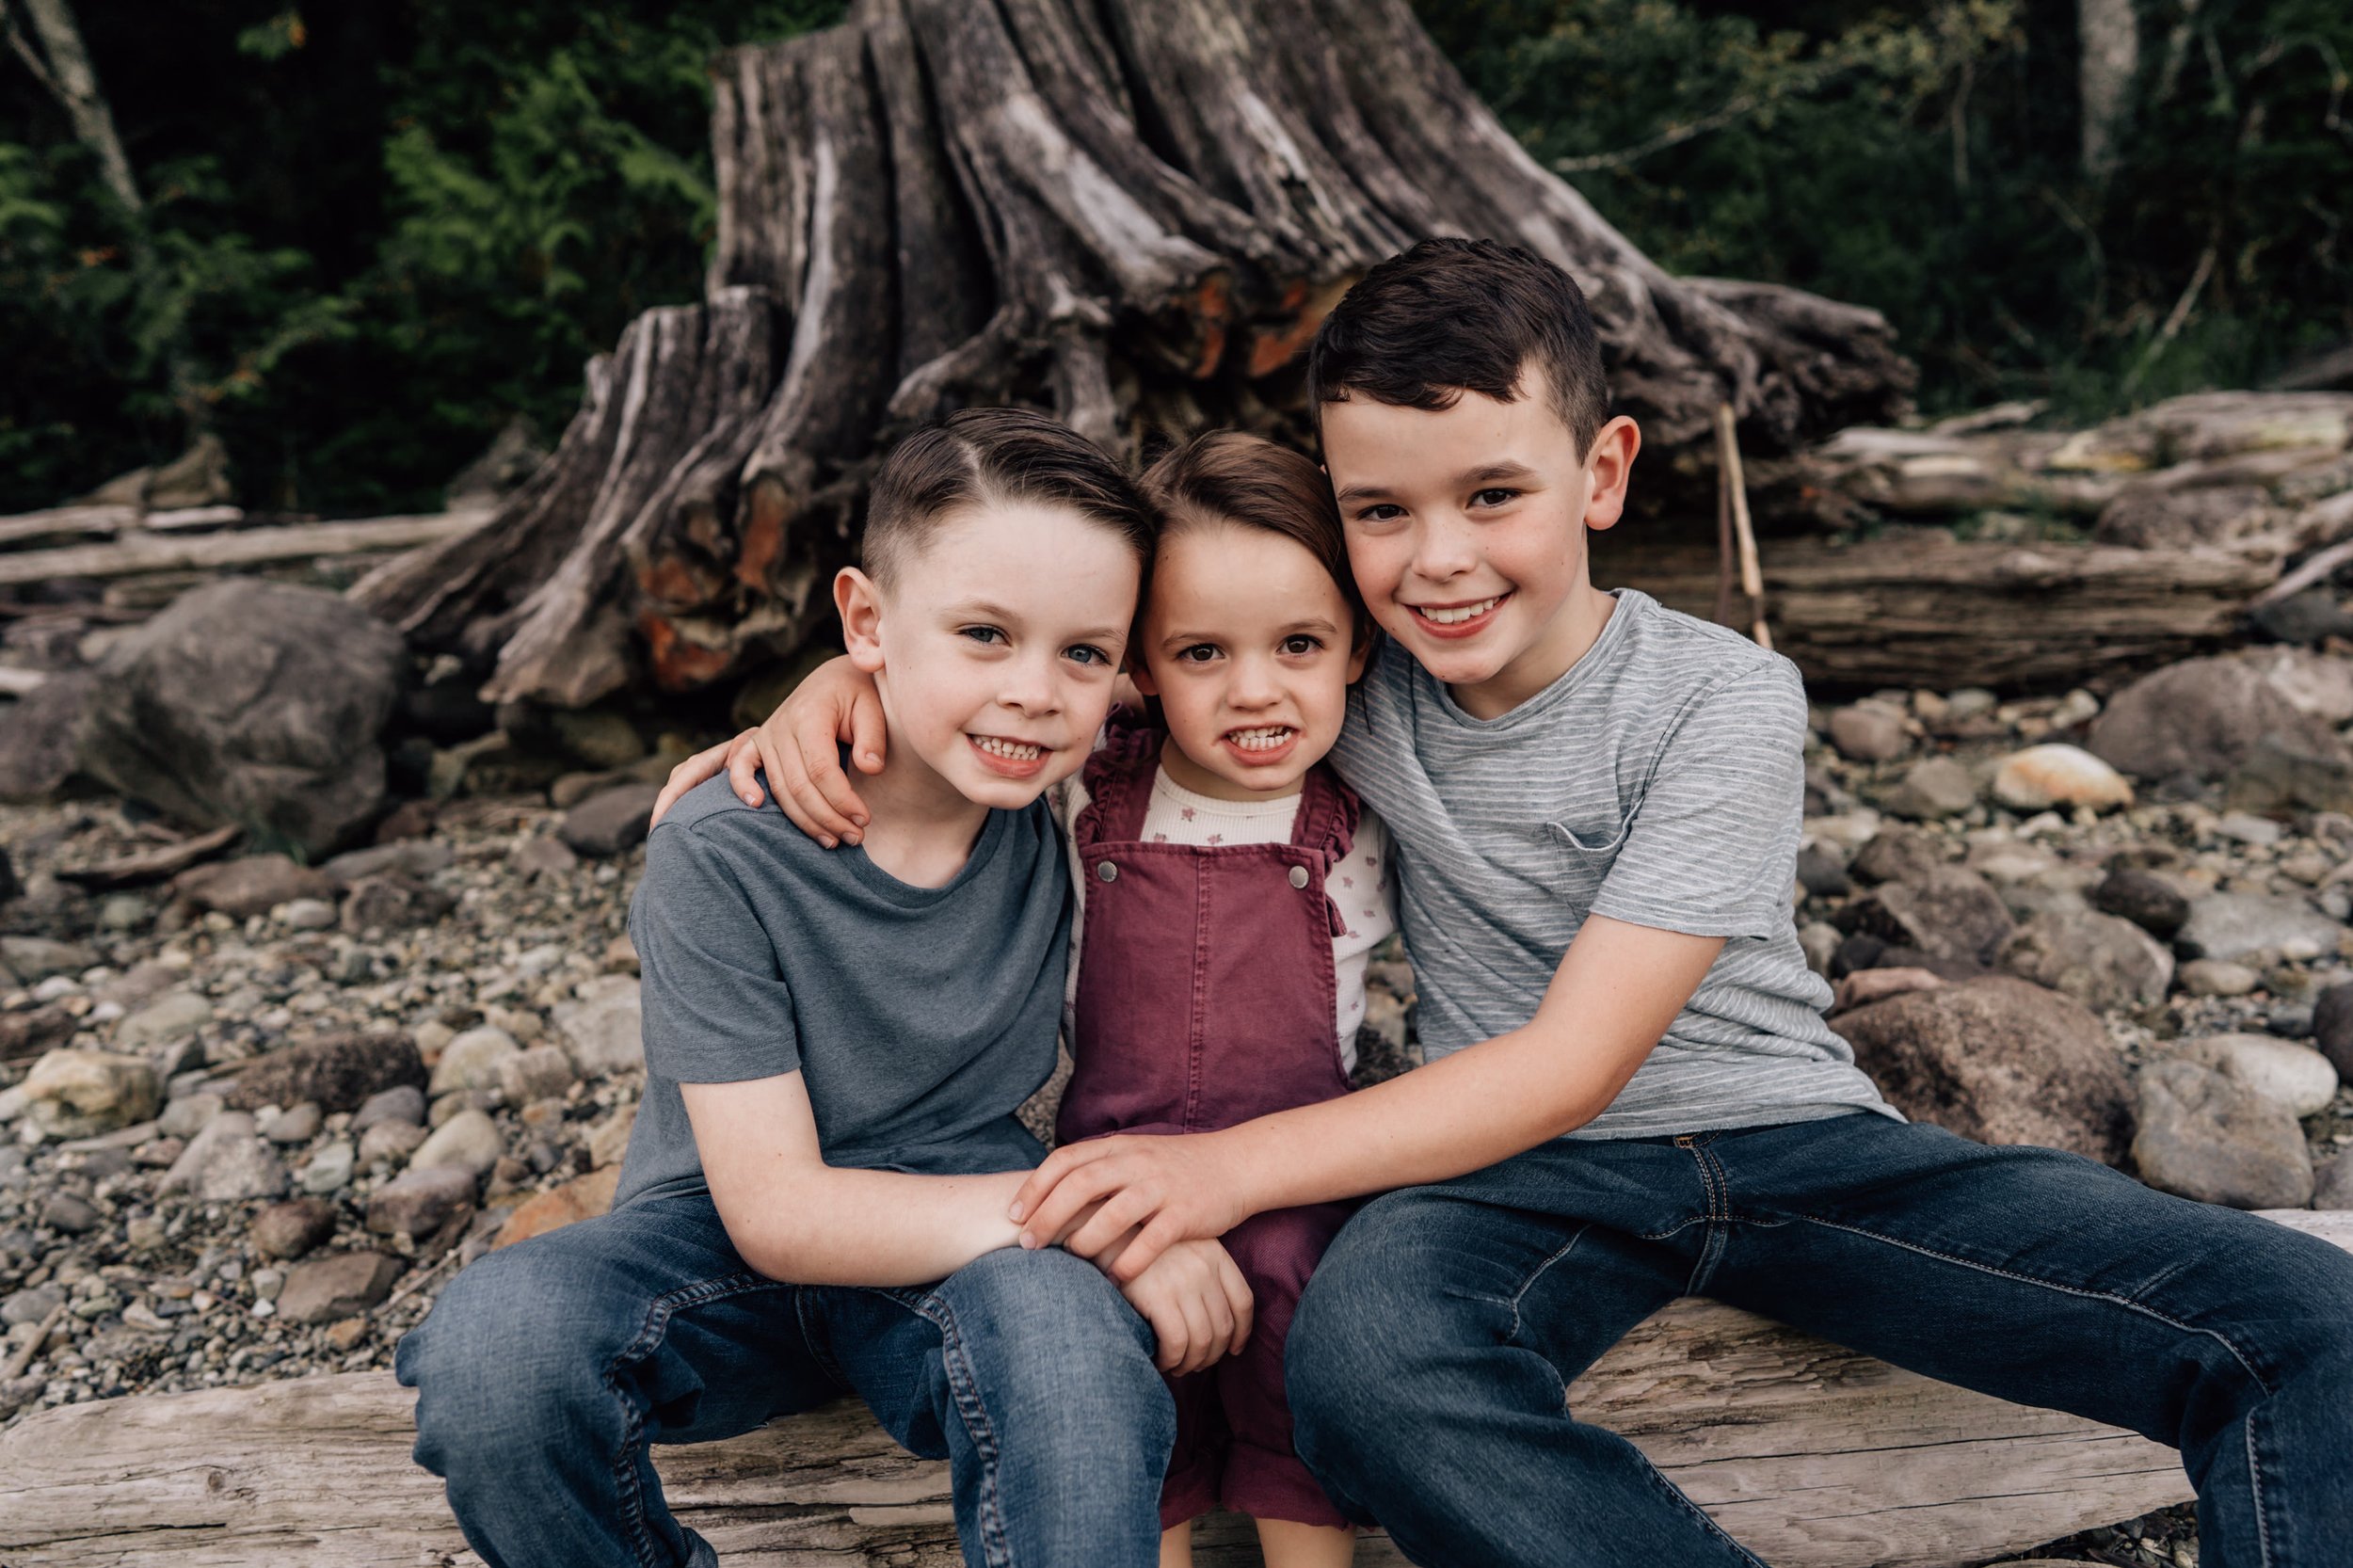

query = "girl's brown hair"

[1140,431,1370,647]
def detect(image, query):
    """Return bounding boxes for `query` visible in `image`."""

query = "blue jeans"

[393,1191,1174,1568]
[1289,1114,2353,1568]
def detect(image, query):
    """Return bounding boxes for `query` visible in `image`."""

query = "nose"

[1406,511,1477,584]
[998,648,1061,715]
[1227,651,1281,709]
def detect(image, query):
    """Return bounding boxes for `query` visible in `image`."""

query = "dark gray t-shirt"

[1330,588,1897,1138]
[613,775,1068,1209]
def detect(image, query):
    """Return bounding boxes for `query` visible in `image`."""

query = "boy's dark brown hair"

[1306,236,1610,456]
[1142,430,1371,648]
[862,407,1156,586]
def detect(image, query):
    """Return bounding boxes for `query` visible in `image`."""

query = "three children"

[406,239,2353,1568]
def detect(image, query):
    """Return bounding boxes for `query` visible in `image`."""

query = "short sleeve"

[1586,663,1806,941]
[629,822,801,1083]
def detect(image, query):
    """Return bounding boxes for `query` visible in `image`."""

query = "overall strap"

[1286,761,1361,868]
[1072,716,1162,849]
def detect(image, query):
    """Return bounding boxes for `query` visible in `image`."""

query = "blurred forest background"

[3,0,2348,518]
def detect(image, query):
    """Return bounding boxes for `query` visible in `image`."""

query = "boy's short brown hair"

[1306,237,1610,456]
[863,408,1156,587]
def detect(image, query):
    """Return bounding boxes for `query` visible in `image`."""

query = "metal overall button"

[1097,861,1119,883]
[1287,865,1310,889]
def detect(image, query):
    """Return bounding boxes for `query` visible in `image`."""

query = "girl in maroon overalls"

[1055,432,1397,1568]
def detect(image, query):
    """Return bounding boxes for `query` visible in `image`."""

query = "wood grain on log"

[7,1211,2345,1568]
[354,0,1913,706]
[1602,529,2275,693]
[0,512,490,589]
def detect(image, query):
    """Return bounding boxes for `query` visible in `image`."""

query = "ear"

[1128,654,1161,698]
[1344,629,1372,685]
[1579,416,1642,535]
[834,568,888,674]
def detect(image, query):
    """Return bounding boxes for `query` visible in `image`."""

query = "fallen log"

[6,1209,2343,1568]
[0,504,137,551]
[0,510,492,589]
[1602,528,2277,693]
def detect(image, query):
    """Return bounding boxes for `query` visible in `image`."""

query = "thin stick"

[1715,403,1772,649]
[1714,443,1736,628]
[2252,532,2353,610]
[2,1301,66,1382]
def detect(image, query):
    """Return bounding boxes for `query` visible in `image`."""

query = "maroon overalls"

[1057,727,1358,1530]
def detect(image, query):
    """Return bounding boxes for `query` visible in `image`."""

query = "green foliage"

[0,0,841,514]
[4,0,2348,515]
[1425,0,2353,422]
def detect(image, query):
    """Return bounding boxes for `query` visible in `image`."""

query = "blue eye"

[961,626,1007,646]
[1065,645,1111,667]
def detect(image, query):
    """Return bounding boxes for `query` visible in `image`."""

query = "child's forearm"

[730,1167,1031,1287]
[1217,1018,1637,1214]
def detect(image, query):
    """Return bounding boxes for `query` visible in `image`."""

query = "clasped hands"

[1025,1135,1257,1377]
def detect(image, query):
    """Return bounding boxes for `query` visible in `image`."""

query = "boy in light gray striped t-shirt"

[720,239,2353,1562]
[994,238,2353,1563]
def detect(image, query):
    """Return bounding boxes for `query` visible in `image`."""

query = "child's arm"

[685,1071,1030,1285]
[1009,913,1723,1279]
[690,1072,1254,1371]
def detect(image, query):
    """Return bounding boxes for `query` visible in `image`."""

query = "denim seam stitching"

[1795,1216,2278,1395]
[863,1287,1016,1568]
[606,1271,790,1568]
[1687,1144,1732,1296]
[1504,1224,1593,1348]
[2249,1412,2275,1568]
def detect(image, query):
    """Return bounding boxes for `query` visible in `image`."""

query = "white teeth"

[973,736,1044,760]
[1417,596,1501,626]
[1226,727,1295,751]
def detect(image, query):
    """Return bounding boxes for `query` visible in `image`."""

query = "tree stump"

[352,0,1913,708]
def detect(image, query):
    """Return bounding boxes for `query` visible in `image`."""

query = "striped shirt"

[1329,588,1897,1139]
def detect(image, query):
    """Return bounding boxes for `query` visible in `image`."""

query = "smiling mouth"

[1224,726,1297,752]
[969,735,1047,761]
[1410,594,1507,627]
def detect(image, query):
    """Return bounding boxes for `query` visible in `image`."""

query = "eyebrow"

[949,600,1127,646]
[1158,616,1344,648]
[1333,460,1539,508]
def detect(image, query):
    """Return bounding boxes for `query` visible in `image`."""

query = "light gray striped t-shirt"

[1329,588,1898,1139]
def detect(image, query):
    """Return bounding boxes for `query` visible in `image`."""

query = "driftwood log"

[350,0,1913,709]
[1603,528,2278,693]
[6,1209,2345,1568]
[0,510,490,589]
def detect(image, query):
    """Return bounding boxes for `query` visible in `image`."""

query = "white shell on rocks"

[1991,744,2134,812]
[2170,1033,2341,1117]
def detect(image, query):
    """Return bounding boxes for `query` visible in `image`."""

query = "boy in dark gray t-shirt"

[397,410,1253,1568]
[613,774,1067,1210]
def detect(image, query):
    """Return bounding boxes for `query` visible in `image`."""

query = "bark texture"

[354,0,1914,706]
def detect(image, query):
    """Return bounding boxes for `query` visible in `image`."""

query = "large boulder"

[1837,867,2017,968]
[1829,977,2136,1164]
[2088,651,2353,806]
[223,1032,425,1114]
[2173,892,2344,965]
[1996,909,2174,1012]
[0,671,95,803]
[77,580,408,856]
[2132,1060,2313,1209]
